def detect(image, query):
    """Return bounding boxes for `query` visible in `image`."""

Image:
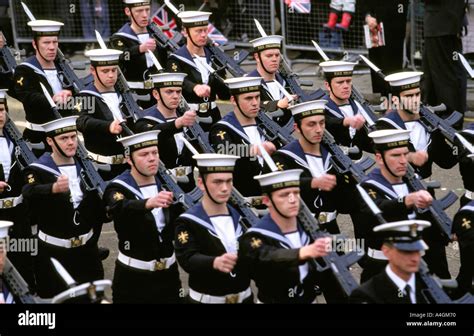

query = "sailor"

[22,117,105,298]
[320,60,373,154]
[104,131,182,303]
[135,71,197,192]
[209,76,277,197]
[458,123,474,207]
[376,71,457,179]
[271,99,353,234]
[452,201,474,298]
[357,129,449,282]
[0,89,34,287]
[76,48,132,181]
[167,10,230,132]
[13,20,74,155]
[110,0,168,109]
[248,34,295,127]
[174,153,253,304]
[239,169,332,303]
[350,220,431,304]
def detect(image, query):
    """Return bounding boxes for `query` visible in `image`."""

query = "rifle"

[2,258,43,304]
[147,22,182,54]
[357,185,474,304]
[279,56,327,103]
[404,165,456,243]
[0,32,17,75]
[298,200,363,297]
[3,119,37,169]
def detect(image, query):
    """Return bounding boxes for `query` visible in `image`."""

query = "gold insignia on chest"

[250,237,262,249]
[177,231,189,244]
[368,189,377,199]
[217,131,226,140]
[462,218,471,230]
[17,77,24,86]
[113,192,125,201]
[27,174,35,184]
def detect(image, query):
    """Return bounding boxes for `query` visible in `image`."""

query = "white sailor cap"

[117,130,160,153]
[369,129,411,152]
[0,89,8,104]
[0,221,13,239]
[385,71,423,93]
[289,99,327,122]
[374,220,431,251]
[224,77,262,96]
[123,0,151,8]
[250,35,284,52]
[193,153,239,174]
[28,20,63,37]
[319,61,357,79]
[254,169,303,195]
[178,11,212,28]
[86,49,123,67]
[41,116,79,137]
[150,72,187,88]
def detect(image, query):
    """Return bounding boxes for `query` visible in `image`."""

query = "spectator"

[324,0,356,31]
[361,0,409,97]
[422,0,467,129]
[81,0,111,51]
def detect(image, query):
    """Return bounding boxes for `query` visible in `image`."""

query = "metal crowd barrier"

[280,0,368,58]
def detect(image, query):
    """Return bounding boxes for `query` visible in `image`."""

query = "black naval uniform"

[239,214,320,303]
[174,203,252,303]
[247,69,292,127]
[357,168,450,282]
[349,268,428,304]
[458,124,474,207]
[324,96,374,154]
[109,23,168,109]
[13,56,74,152]
[209,111,270,197]
[76,84,133,180]
[13,56,75,150]
[167,46,230,132]
[22,154,105,298]
[0,132,34,287]
[135,106,196,192]
[104,170,182,303]
[376,111,457,179]
[452,201,474,297]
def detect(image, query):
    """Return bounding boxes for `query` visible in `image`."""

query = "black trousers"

[423,35,467,129]
[112,261,182,304]
[35,241,103,299]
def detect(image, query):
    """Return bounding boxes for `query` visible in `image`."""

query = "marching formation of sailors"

[0,0,473,304]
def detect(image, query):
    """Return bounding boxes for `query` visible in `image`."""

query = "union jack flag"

[207,24,228,46]
[287,0,311,14]
[152,6,178,38]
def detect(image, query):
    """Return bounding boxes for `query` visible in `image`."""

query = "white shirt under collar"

[385,264,416,303]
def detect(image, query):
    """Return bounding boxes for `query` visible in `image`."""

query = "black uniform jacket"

[239,214,319,303]
[104,170,180,262]
[174,202,250,296]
